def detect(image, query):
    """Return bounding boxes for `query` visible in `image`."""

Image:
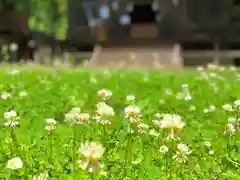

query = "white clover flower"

[76,113,90,125]
[173,144,191,163]
[77,159,100,173]
[224,123,236,136]
[209,72,217,78]
[204,105,216,113]
[8,69,20,76]
[189,105,196,111]
[200,72,209,80]
[45,118,57,131]
[99,171,108,177]
[203,108,209,113]
[97,102,115,117]
[95,102,115,125]
[33,171,49,180]
[204,141,212,148]
[173,153,188,163]
[155,113,164,119]
[222,104,233,112]
[159,114,184,139]
[159,145,169,153]
[124,105,141,123]
[219,66,225,72]
[78,141,105,172]
[4,110,20,127]
[197,66,204,71]
[177,144,192,154]
[208,150,215,155]
[149,129,160,137]
[234,100,240,109]
[184,94,192,101]
[1,92,12,100]
[181,84,189,89]
[4,110,18,120]
[65,107,81,124]
[227,117,240,129]
[152,119,161,127]
[176,92,185,100]
[19,91,28,98]
[96,118,112,125]
[97,89,112,100]
[209,105,216,112]
[207,63,218,70]
[159,114,184,129]
[229,66,236,72]
[228,117,237,124]
[137,123,149,134]
[6,157,23,170]
[80,141,105,160]
[126,95,135,102]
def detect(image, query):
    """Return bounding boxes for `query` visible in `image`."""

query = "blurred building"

[1,0,240,66]
[67,0,240,66]
[67,0,233,45]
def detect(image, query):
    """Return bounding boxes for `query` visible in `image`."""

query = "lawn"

[0,65,239,179]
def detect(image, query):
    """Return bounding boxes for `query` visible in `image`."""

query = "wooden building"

[67,0,238,45]
[1,0,240,66]
[66,0,240,67]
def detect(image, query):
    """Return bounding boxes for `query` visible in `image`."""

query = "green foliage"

[2,0,68,39]
[29,0,68,39]
[231,6,240,21]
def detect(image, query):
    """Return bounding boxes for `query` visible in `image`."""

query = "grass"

[0,65,239,179]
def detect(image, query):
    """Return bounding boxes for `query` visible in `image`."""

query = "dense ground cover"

[0,65,239,179]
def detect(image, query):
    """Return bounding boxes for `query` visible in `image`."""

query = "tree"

[29,0,68,39]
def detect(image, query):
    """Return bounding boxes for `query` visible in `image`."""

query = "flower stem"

[180,164,184,178]
[124,130,133,178]
[102,126,109,168]
[169,139,174,180]
[124,135,129,176]
[48,132,53,164]
[165,154,168,177]
[10,128,14,156]
[72,125,76,180]
[140,142,146,179]
[129,134,133,178]
[90,172,94,180]
[11,127,18,155]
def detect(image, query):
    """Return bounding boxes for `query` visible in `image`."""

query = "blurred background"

[0,0,240,67]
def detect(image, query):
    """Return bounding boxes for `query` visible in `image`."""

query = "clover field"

[0,65,239,180]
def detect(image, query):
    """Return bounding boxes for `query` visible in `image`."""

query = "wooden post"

[88,45,102,66]
[171,43,183,67]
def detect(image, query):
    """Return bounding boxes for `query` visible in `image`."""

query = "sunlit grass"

[0,65,239,179]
